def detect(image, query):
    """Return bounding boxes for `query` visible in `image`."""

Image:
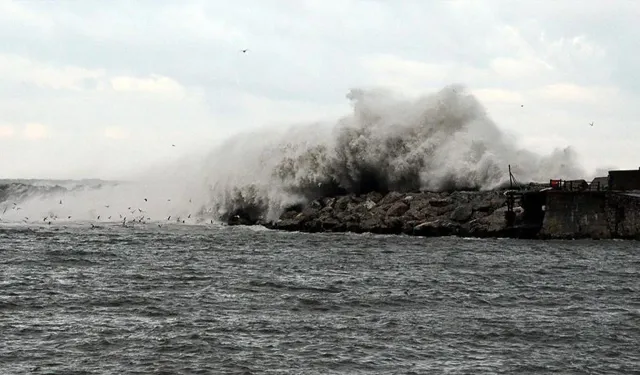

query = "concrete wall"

[606,193,640,239]
[539,191,640,239]
[539,192,610,239]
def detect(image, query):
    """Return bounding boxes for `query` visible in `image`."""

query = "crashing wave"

[201,85,586,221]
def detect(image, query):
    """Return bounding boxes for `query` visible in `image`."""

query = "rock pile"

[228,190,529,238]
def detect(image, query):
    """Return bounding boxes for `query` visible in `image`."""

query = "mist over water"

[1,85,589,223]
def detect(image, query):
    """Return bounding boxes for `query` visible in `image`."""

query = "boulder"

[429,198,451,207]
[386,201,409,217]
[379,191,404,206]
[413,220,459,237]
[364,200,377,210]
[467,207,509,236]
[450,204,473,222]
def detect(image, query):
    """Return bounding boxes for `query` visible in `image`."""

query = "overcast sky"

[1,0,639,179]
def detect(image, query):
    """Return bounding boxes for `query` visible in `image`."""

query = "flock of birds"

[0,196,215,229]
[0,140,223,229]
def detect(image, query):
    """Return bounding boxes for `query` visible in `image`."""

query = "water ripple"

[0,224,638,374]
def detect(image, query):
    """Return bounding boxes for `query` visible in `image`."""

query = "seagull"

[589,122,594,127]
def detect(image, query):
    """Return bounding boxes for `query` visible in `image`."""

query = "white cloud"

[473,88,524,105]
[0,53,187,100]
[22,123,48,140]
[0,125,15,138]
[0,54,105,91]
[531,83,619,104]
[103,126,130,140]
[360,54,488,95]
[489,57,552,79]
[0,0,54,31]
[110,75,186,98]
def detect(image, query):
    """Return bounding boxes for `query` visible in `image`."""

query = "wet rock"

[364,200,376,210]
[429,198,451,207]
[413,220,459,237]
[450,205,473,222]
[379,191,404,206]
[386,201,409,217]
[365,191,384,203]
[231,189,517,239]
[467,207,509,236]
[322,197,336,209]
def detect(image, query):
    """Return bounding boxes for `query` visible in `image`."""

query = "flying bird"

[589,122,594,127]
[241,49,249,53]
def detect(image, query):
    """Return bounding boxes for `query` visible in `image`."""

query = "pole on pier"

[508,164,513,189]
[505,164,516,227]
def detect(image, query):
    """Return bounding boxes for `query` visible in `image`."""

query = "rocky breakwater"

[228,190,530,238]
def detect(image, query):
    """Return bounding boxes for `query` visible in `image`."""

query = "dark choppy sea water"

[1,224,638,374]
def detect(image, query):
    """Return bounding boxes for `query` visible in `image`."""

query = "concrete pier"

[528,191,640,240]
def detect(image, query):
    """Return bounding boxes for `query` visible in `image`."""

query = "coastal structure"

[223,166,640,240]
[515,168,640,239]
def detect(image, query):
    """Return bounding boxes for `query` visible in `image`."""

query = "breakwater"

[227,189,640,240]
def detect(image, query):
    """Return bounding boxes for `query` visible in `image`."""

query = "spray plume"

[202,85,586,221]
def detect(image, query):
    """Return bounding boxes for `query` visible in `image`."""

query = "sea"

[1,223,638,374]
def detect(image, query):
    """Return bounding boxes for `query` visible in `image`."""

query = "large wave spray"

[202,85,586,221]
[1,85,588,225]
